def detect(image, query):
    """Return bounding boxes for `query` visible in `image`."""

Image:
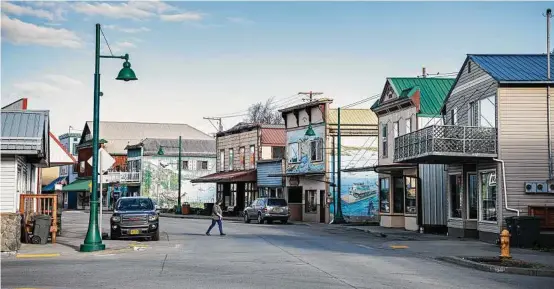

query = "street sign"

[87,148,116,174]
[88,182,92,192]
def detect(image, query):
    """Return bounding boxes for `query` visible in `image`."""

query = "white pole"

[99,152,103,236]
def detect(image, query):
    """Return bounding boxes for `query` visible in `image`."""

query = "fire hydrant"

[500,229,511,259]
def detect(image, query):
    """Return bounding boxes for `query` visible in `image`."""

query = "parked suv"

[244,198,290,224]
[110,197,159,241]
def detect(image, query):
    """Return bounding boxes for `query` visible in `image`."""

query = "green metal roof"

[372,77,455,117]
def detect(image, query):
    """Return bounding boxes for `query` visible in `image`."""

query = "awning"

[62,178,91,192]
[191,170,256,183]
[267,172,325,177]
[42,176,68,192]
[342,164,417,173]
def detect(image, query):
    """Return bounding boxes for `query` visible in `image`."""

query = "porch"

[394,125,497,164]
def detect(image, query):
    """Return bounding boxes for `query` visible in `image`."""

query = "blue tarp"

[42,176,67,192]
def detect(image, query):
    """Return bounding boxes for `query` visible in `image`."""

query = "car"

[110,197,160,241]
[244,198,290,224]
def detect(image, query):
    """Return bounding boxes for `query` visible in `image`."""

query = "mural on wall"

[286,124,326,174]
[329,137,379,219]
[141,156,216,208]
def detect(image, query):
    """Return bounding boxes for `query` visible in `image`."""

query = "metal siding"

[498,87,554,218]
[260,128,286,146]
[444,60,498,127]
[389,78,455,117]
[470,54,554,82]
[0,155,17,212]
[1,111,48,152]
[419,164,447,226]
[257,161,283,187]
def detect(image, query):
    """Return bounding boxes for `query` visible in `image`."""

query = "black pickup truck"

[110,197,160,241]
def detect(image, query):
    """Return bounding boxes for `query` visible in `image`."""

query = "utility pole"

[333,107,346,224]
[204,117,223,132]
[546,8,553,179]
[299,91,323,102]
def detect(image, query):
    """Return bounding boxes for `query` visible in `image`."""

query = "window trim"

[219,150,225,172]
[405,118,412,134]
[288,142,300,163]
[451,108,458,125]
[448,172,463,220]
[466,172,478,221]
[393,121,399,138]
[239,146,245,170]
[249,145,256,167]
[381,124,388,158]
[310,138,323,162]
[379,177,391,214]
[478,169,498,224]
[404,176,417,215]
[228,148,234,171]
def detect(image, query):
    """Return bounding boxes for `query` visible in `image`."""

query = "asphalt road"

[2,213,553,289]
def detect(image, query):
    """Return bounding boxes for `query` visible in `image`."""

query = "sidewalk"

[345,225,554,268]
[160,213,244,222]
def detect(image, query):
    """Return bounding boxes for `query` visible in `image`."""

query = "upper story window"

[479,96,496,128]
[381,124,388,158]
[239,147,245,170]
[182,161,189,170]
[197,160,208,170]
[72,143,78,155]
[229,149,234,171]
[288,143,299,163]
[405,118,412,134]
[310,138,323,162]
[451,107,458,125]
[249,145,255,167]
[219,150,225,172]
[393,121,399,138]
[468,101,478,126]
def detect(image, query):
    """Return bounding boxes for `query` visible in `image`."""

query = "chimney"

[422,66,427,78]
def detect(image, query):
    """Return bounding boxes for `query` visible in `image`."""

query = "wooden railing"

[19,194,58,244]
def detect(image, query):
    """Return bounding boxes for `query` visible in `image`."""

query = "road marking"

[389,245,409,249]
[16,253,60,258]
[357,244,373,250]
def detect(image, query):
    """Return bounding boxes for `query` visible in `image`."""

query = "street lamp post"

[157,136,183,214]
[80,23,138,253]
[334,107,346,224]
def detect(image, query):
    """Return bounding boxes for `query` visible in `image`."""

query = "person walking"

[206,200,226,236]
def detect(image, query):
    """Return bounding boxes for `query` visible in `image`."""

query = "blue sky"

[1,1,552,136]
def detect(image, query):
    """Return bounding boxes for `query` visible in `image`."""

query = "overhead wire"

[100,27,114,57]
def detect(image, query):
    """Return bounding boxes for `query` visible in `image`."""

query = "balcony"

[394,125,497,164]
[105,171,141,184]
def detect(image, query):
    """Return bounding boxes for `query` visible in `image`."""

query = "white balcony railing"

[104,171,141,184]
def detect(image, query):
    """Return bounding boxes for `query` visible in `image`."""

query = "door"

[319,190,326,223]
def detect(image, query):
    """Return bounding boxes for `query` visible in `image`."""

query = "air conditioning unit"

[548,179,554,194]
[536,181,548,193]
[524,182,537,194]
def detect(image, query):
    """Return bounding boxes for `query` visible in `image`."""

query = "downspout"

[493,158,520,216]
[547,8,553,179]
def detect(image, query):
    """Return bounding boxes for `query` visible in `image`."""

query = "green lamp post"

[80,23,138,253]
[157,136,183,214]
[334,107,346,224]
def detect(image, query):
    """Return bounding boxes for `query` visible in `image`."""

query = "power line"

[100,27,114,56]
[298,91,323,102]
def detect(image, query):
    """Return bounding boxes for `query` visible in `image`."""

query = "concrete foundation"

[1,213,21,252]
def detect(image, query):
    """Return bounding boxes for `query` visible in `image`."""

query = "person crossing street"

[206,199,226,236]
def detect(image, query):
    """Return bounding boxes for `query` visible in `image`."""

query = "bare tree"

[245,97,283,124]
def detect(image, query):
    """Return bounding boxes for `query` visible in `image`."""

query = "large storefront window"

[405,177,417,214]
[305,190,317,213]
[393,177,404,213]
[379,178,390,213]
[217,184,224,203]
[480,171,497,222]
[227,183,237,207]
[450,174,462,218]
[245,182,256,208]
[468,173,478,219]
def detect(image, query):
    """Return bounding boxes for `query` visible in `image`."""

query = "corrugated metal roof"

[191,169,257,183]
[1,110,48,153]
[328,109,378,126]
[84,121,213,155]
[261,128,286,145]
[131,138,216,157]
[469,54,554,82]
[379,78,455,117]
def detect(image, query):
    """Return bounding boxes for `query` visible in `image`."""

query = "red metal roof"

[191,169,256,183]
[261,128,285,146]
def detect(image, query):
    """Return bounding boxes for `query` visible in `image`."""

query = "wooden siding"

[498,86,554,219]
[217,129,259,171]
[0,155,17,212]
[378,107,417,166]
[444,60,497,126]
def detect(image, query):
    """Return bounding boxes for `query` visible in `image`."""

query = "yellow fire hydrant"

[500,229,511,259]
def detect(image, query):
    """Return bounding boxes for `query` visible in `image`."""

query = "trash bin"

[504,216,541,248]
[182,203,191,215]
[32,215,51,245]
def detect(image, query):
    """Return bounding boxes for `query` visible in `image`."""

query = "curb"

[160,214,244,223]
[436,256,554,277]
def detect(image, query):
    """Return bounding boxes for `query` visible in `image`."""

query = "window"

[305,190,317,213]
[393,121,399,138]
[405,118,412,134]
[239,147,245,170]
[405,177,417,214]
[393,177,404,214]
[479,96,496,128]
[220,150,225,171]
[182,161,189,170]
[288,143,299,163]
[310,138,323,162]
[451,108,458,125]
[216,184,224,203]
[250,145,256,167]
[381,124,388,158]
[244,182,256,208]
[379,178,390,213]
[72,143,78,155]
[80,161,85,173]
[268,198,287,206]
[480,171,497,222]
[450,174,462,218]
[468,101,478,126]
[468,173,478,219]
[228,183,237,207]
[197,161,208,170]
[228,149,234,170]
[272,146,285,159]
[288,187,302,203]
